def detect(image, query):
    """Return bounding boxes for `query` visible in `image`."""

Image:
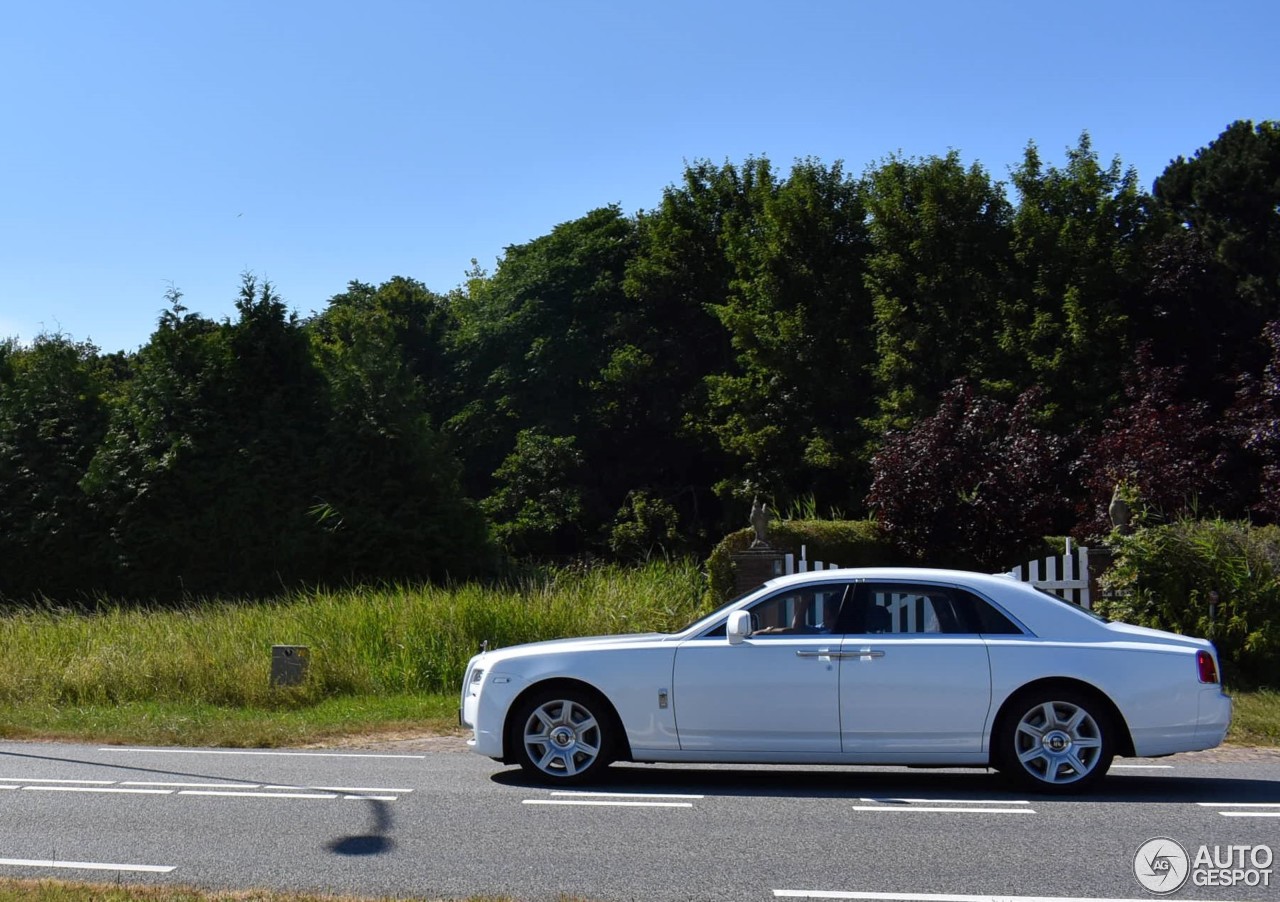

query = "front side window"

[748,583,851,636]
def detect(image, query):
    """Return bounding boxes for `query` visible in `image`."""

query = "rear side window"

[855,584,1023,635]
[952,588,1023,634]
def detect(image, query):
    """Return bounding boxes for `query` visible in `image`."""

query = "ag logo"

[1134,838,1190,894]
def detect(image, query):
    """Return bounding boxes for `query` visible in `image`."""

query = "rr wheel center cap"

[551,726,576,749]
[1045,730,1071,753]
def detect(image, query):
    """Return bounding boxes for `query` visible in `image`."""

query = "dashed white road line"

[550,790,705,799]
[3,777,412,802]
[860,798,1031,805]
[179,790,339,799]
[524,789,702,808]
[24,786,174,795]
[523,799,694,808]
[263,784,414,793]
[1197,801,1280,817]
[99,748,425,759]
[773,892,1245,901]
[0,778,115,784]
[121,781,261,789]
[1112,764,1175,769]
[0,857,175,874]
[853,798,1035,814]
[1218,811,1280,818]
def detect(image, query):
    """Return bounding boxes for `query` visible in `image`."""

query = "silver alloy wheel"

[522,698,603,779]
[1013,699,1103,785]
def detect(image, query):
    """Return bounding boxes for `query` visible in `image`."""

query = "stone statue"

[749,497,772,548]
[1108,484,1132,535]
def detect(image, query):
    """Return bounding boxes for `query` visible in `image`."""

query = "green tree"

[309,278,495,581]
[861,151,1014,433]
[447,207,640,552]
[480,428,585,556]
[0,334,115,599]
[84,277,327,598]
[1004,134,1151,428]
[701,157,876,513]
[1154,120,1280,314]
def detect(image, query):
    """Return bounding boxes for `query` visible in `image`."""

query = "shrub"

[866,382,1070,569]
[705,518,904,604]
[1098,518,1280,688]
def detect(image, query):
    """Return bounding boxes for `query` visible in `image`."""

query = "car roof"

[761,566,1020,592]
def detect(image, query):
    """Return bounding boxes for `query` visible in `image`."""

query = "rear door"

[838,582,994,755]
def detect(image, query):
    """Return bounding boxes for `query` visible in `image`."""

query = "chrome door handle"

[852,648,885,659]
[795,649,836,658]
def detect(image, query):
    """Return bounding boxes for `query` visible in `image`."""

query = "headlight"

[468,668,485,695]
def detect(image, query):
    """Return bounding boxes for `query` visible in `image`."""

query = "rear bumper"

[1196,687,1232,746]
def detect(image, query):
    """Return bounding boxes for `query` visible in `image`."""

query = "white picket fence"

[783,546,840,576]
[783,541,1093,609]
[1009,539,1091,609]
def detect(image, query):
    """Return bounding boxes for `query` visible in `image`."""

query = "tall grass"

[0,560,708,710]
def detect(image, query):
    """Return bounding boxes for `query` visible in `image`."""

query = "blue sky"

[2,0,1276,354]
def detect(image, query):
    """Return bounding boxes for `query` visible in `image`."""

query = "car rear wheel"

[997,689,1113,793]
[513,688,613,784]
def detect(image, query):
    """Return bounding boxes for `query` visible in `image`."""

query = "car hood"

[474,632,669,665]
[1102,619,1212,649]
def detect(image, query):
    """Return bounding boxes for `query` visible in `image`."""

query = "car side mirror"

[727,610,752,645]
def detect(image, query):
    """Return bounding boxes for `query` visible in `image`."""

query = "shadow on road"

[327,798,395,857]
[491,761,1280,804]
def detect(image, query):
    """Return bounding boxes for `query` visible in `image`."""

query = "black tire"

[511,687,615,784]
[995,688,1114,793]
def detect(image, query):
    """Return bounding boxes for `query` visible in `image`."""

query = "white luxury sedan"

[460,568,1232,792]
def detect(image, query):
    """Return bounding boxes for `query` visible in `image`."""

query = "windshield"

[677,586,767,634]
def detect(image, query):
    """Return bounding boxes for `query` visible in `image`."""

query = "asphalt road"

[0,739,1277,902]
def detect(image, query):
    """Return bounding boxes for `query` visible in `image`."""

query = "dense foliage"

[2,121,1278,599]
[1099,519,1280,688]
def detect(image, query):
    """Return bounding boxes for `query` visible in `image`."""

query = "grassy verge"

[0,694,461,748]
[0,560,707,710]
[1228,689,1280,746]
[0,879,535,902]
[0,561,1275,749]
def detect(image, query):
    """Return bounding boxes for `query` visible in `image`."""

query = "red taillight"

[1197,650,1219,684]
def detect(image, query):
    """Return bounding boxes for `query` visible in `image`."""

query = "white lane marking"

[122,782,262,789]
[177,790,339,799]
[0,778,115,784]
[860,798,1031,805]
[851,805,1034,814]
[0,786,17,791]
[773,892,1247,901]
[522,799,693,808]
[344,795,398,801]
[550,790,705,799]
[1219,811,1280,818]
[262,785,414,793]
[23,786,173,795]
[1112,764,1174,769]
[0,857,175,874]
[100,748,425,759]
[1196,802,1280,807]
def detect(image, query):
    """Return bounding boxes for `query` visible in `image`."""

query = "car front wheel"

[997,689,1114,792]
[513,688,613,784]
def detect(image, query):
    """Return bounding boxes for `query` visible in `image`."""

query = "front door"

[672,582,850,753]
